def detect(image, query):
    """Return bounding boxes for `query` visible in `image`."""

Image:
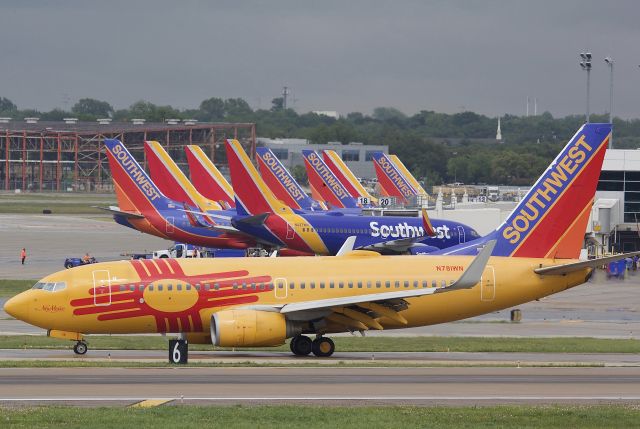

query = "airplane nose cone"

[3,293,29,321]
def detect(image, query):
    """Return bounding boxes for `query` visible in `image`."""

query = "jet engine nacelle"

[407,244,440,255]
[210,310,301,347]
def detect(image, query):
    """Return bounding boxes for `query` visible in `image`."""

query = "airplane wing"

[265,240,496,330]
[534,251,640,275]
[92,205,145,219]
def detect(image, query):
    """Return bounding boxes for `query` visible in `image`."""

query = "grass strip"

[1,335,639,354]
[0,279,35,297]
[1,405,639,428]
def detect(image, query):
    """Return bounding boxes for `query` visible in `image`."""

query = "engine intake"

[211,309,301,347]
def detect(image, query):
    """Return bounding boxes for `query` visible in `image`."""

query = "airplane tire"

[73,341,88,355]
[290,335,312,356]
[312,337,335,357]
[64,262,73,269]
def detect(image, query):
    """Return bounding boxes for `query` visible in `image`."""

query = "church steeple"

[496,116,502,141]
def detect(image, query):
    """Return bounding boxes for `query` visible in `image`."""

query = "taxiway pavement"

[0,367,638,406]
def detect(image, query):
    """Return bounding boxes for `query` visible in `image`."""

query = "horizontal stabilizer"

[92,205,145,219]
[534,251,640,275]
[234,213,270,226]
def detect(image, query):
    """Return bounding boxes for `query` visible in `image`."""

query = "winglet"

[421,209,436,237]
[336,236,357,256]
[438,240,496,292]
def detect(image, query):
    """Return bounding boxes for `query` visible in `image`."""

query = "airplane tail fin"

[225,139,293,216]
[442,123,612,259]
[185,145,236,208]
[255,147,320,211]
[371,152,418,203]
[389,154,428,196]
[144,141,222,211]
[104,139,171,213]
[322,149,377,204]
[301,149,359,209]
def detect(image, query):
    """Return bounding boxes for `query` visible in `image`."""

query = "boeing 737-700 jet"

[5,123,633,359]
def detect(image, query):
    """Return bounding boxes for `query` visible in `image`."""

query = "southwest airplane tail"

[322,149,377,204]
[440,123,612,259]
[302,149,360,209]
[184,145,236,208]
[144,141,222,212]
[225,140,294,217]
[371,152,418,203]
[389,154,428,196]
[256,147,324,211]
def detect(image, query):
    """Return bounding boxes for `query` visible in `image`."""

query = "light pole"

[580,52,592,123]
[605,57,614,148]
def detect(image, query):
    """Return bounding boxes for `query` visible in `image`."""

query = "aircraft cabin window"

[329,281,334,288]
[320,282,325,289]
[251,282,256,290]
[404,281,409,288]
[385,281,390,288]
[339,282,344,288]
[242,283,247,290]
[214,283,219,290]
[300,281,305,289]
[357,281,362,288]
[367,281,371,288]
[232,283,238,290]
[168,285,173,291]
[129,285,135,292]
[348,281,353,288]
[290,282,295,290]
[268,283,274,290]
[158,285,163,291]
[310,282,315,289]
[149,285,154,291]
[441,280,447,288]
[376,281,381,288]
[259,283,265,290]
[432,280,437,288]
[395,281,400,288]
[186,284,191,291]
[120,285,126,292]
[422,280,427,288]
[176,284,181,291]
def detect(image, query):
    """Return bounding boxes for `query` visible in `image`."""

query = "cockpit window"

[32,282,66,292]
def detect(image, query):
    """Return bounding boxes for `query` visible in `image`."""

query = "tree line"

[1,96,638,187]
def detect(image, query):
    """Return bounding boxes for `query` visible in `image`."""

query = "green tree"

[0,97,17,112]
[199,97,225,121]
[271,97,284,111]
[290,165,308,185]
[224,98,252,118]
[71,98,113,117]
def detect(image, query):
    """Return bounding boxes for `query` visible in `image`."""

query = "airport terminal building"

[591,149,640,253]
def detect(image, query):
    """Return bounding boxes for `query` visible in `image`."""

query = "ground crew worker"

[20,248,26,265]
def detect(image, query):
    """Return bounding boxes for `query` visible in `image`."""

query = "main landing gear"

[73,341,88,355]
[290,335,335,357]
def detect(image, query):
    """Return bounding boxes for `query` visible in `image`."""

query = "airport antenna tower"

[496,117,502,141]
[282,86,290,110]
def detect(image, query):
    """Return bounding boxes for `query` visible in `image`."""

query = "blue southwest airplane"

[99,139,256,250]
[224,139,480,255]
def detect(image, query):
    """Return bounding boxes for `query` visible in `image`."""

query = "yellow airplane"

[4,123,633,358]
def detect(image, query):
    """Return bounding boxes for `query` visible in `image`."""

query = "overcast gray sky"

[1,1,639,118]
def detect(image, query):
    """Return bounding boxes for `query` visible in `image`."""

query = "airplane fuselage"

[6,254,589,338]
